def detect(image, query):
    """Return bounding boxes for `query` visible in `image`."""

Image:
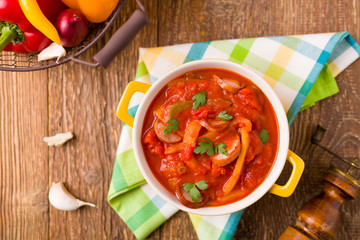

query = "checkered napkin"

[108,32,360,240]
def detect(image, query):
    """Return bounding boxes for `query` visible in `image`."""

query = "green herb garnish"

[195,180,208,190]
[214,143,228,156]
[182,180,209,202]
[259,128,269,144]
[192,91,207,110]
[193,137,214,156]
[163,118,179,135]
[217,110,234,121]
[194,138,228,156]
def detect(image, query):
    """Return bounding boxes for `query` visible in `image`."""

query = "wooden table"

[1,0,359,239]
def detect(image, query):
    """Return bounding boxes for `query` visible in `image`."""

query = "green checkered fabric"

[108,32,360,240]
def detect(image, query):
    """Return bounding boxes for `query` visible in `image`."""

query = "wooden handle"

[93,10,149,68]
[278,167,359,240]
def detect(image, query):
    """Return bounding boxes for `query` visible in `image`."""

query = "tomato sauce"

[142,69,279,208]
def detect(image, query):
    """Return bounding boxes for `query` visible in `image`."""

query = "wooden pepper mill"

[279,126,360,240]
[279,167,359,240]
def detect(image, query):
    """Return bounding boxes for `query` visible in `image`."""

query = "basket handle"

[93,7,149,68]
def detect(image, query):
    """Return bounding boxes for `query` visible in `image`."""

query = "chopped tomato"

[166,85,185,99]
[192,106,212,119]
[182,143,195,161]
[245,131,264,163]
[211,163,226,177]
[160,154,186,178]
[143,128,164,156]
[184,157,209,175]
[237,87,263,112]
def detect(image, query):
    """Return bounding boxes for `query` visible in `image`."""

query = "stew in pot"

[142,68,279,208]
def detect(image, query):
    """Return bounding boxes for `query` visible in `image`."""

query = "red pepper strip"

[223,118,252,195]
[0,0,66,53]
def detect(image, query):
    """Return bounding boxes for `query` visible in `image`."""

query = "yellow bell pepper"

[61,0,119,23]
[19,0,62,44]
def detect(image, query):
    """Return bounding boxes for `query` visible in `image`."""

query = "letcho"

[142,68,279,208]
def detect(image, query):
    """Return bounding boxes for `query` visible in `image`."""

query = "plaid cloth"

[108,32,360,240]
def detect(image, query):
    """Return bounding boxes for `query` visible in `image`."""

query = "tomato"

[245,131,264,163]
[192,106,212,119]
[182,143,195,161]
[211,163,227,177]
[160,154,186,178]
[237,87,263,112]
[143,129,164,156]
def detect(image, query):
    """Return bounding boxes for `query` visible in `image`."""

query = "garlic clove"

[43,132,73,147]
[38,43,66,62]
[49,182,95,211]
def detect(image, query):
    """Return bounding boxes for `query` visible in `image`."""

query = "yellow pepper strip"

[19,0,61,44]
[61,0,118,23]
[223,118,252,195]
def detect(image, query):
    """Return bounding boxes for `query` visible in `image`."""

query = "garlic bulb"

[38,43,66,62]
[43,132,73,147]
[49,182,95,211]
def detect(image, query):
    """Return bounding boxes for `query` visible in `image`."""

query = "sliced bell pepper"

[223,118,252,195]
[61,0,119,23]
[169,101,193,119]
[0,0,66,53]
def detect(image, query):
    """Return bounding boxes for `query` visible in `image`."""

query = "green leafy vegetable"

[259,129,269,144]
[215,143,228,155]
[194,138,228,156]
[182,180,208,202]
[163,118,179,135]
[193,138,214,156]
[217,110,233,121]
[192,91,207,110]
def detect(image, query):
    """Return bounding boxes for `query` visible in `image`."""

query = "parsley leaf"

[259,129,269,144]
[183,182,194,192]
[193,138,214,156]
[189,187,201,202]
[195,180,208,190]
[192,91,207,110]
[215,143,228,155]
[217,110,234,121]
[194,138,228,156]
[163,118,179,135]
[182,180,208,202]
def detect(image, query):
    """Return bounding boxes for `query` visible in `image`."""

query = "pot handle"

[116,81,151,127]
[269,150,305,197]
[93,9,149,68]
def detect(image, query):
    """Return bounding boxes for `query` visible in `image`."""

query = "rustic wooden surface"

[1,0,359,239]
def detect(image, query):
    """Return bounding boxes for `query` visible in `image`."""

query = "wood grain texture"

[0,71,49,239]
[1,0,359,239]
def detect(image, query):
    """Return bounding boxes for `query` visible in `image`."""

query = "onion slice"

[213,74,242,93]
[200,119,230,132]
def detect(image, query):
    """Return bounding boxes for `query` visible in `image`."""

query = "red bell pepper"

[0,0,66,53]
